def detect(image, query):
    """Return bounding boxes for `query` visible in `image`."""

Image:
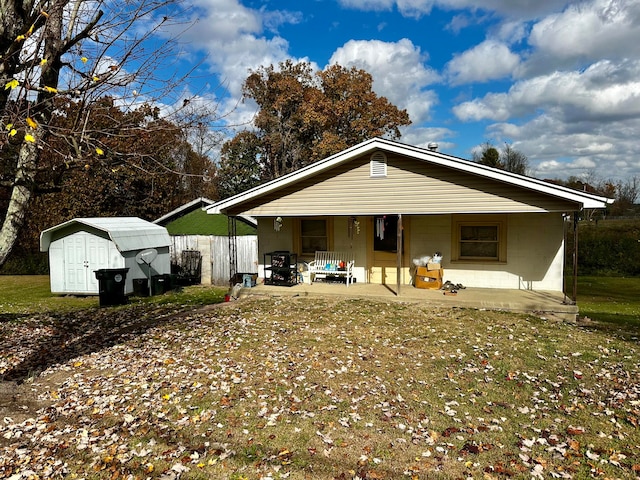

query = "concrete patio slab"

[237,280,579,321]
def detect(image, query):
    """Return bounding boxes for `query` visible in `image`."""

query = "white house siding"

[258,213,565,292]
[409,213,565,291]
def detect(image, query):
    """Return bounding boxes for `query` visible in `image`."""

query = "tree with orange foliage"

[217,61,410,197]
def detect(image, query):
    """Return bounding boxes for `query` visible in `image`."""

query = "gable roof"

[205,138,613,216]
[153,197,217,225]
[154,197,257,232]
[40,217,171,252]
[159,207,257,236]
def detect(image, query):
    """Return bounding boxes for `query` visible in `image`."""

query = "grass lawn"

[0,275,226,316]
[0,275,98,314]
[576,275,640,338]
[1,276,639,479]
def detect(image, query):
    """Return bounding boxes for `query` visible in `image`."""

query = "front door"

[63,232,110,293]
[368,215,410,285]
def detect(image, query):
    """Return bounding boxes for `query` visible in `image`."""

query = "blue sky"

[163,0,640,181]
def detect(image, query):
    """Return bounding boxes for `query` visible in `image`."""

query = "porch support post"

[572,211,579,304]
[397,214,402,296]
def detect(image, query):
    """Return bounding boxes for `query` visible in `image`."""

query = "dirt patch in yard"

[0,381,50,440]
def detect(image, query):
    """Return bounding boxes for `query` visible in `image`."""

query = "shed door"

[63,232,110,293]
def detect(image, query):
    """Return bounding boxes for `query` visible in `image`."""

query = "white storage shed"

[40,217,172,295]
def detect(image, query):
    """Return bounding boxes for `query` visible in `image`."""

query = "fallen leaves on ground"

[1,297,638,479]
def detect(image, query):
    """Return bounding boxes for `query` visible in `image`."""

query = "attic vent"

[370,152,387,177]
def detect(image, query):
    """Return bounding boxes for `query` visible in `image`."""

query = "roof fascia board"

[376,139,613,209]
[205,137,612,214]
[205,139,381,214]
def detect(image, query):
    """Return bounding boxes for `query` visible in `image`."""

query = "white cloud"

[535,158,598,177]
[338,0,410,13]
[453,59,640,122]
[328,38,440,123]
[445,40,521,85]
[173,0,304,99]
[494,19,528,43]
[400,126,457,151]
[338,0,571,19]
[528,0,640,66]
[481,112,640,181]
[157,0,311,135]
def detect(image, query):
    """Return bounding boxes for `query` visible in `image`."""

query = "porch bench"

[308,251,355,286]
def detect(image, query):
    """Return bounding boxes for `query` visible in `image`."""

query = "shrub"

[567,219,640,276]
[0,252,49,275]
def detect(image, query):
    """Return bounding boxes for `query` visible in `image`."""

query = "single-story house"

[154,198,257,285]
[40,217,171,295]
[204,138,612,296]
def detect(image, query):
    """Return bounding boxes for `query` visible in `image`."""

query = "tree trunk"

[0,139,39,266]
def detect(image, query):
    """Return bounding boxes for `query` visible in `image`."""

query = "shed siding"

[231,154,578,216]
[44,220,172,295]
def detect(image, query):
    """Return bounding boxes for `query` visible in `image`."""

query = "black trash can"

[94,268,129,306]
[151,274,167,295]
[132,278,150,297]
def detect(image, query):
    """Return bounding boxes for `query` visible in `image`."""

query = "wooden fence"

[169,235,258,285]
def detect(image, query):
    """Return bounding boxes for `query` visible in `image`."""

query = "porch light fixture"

[274,216,283,232]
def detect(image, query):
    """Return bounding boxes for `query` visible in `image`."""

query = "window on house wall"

[300,219,328,254]
[452,215,507,262]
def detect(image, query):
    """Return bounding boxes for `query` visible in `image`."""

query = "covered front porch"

[237,280,579,322]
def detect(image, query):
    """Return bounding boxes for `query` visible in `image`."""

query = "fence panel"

[170,235,258,285]
[169,236,199,264]
[210,236,259,284]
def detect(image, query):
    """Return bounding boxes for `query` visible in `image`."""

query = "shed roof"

[40,217,171,252]
[205,137,613,216]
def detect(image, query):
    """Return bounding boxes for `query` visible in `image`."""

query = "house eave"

[205,138,613,215]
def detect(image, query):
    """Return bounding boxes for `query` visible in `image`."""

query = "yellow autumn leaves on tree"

[25,117,38,141]
[2,117,38,143]
[4,79,19,90]
[2,51,89,145]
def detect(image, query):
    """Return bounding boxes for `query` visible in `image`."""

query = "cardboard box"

[415,275,442,289]
[415,267,443,289]
[416,266,442,277]
[427,262,441,271]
